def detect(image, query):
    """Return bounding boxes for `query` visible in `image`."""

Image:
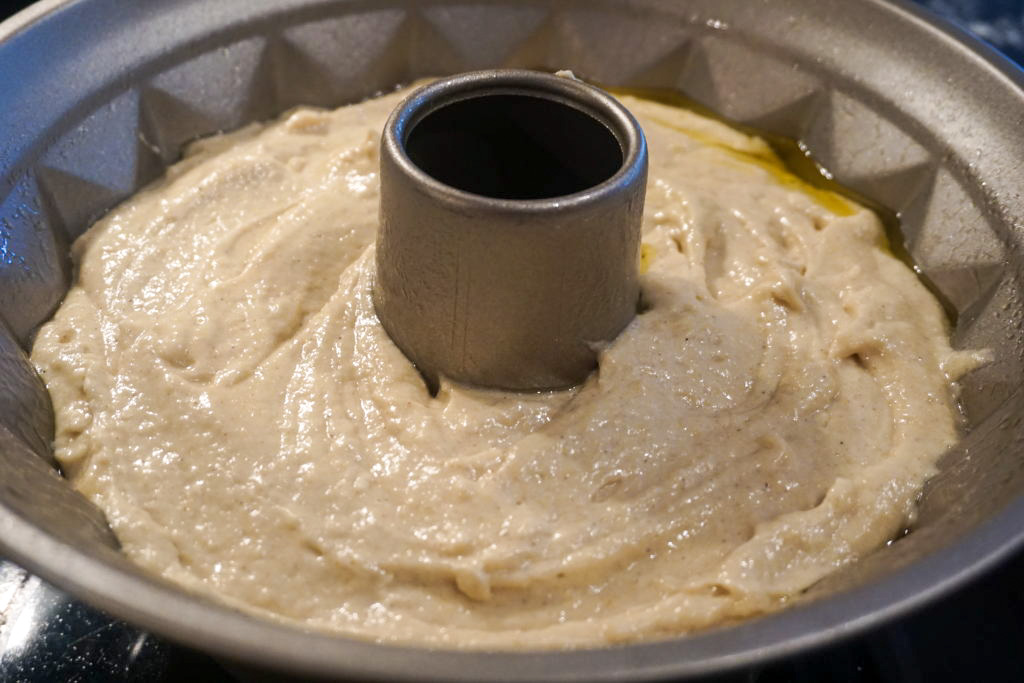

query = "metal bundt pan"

[0,0,1022,680]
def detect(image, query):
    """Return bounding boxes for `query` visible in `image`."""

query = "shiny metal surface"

[0,0,1022,680]
[375,70,646,390]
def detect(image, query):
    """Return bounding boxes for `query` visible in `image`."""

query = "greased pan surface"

[0,1,1022,680]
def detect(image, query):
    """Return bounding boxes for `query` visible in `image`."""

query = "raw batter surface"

[31,85,980,648]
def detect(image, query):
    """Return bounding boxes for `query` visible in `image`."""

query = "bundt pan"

[0,0,1022,680]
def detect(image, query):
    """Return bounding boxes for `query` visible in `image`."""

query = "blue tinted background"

[922,0,1024,64]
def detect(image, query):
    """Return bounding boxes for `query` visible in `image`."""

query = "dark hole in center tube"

[405,94,623,200]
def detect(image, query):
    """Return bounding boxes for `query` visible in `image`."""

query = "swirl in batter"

[31,86,982,648]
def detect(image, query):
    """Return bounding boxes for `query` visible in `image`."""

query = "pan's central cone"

[373,70,648,392]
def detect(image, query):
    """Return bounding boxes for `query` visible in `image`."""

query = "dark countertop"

[1,1,1022,681]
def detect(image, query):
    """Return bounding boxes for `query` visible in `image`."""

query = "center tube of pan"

[373,69,648,392]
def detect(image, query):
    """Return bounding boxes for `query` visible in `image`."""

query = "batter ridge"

[31,85,983,648]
